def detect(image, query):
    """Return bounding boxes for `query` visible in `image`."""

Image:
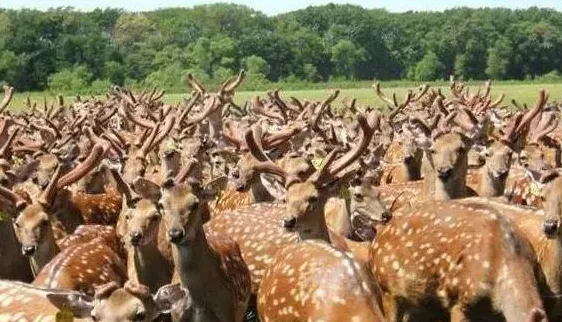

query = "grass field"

[9,82,562,111]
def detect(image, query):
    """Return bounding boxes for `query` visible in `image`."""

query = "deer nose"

[129,232,142,246]
[496,169,509,179]
[168,228,185,244]
[381,211,392,222]
[22,245,36,256]
[543,219,559,236]
[283,217,297,229]
[437,167,453,180]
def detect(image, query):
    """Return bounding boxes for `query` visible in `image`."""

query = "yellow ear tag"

[529,181,542,197]
[311,157,323,170]
[0,211,10,222]
[56,307,74,322]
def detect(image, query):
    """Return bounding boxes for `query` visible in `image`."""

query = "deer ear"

[259,173,286,201]
[132,177,161,202]
[153,283,191,315]
[46,292,94,318]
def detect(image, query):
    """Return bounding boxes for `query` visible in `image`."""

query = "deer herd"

[0,71,560,322]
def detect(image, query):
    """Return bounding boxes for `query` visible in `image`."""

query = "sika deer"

[207,112,378,291]
[370,200,546,322]
[0,280,190,322]
[258,240,385,322]
[159,167,251,322]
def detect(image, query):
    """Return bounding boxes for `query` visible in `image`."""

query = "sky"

[1,0,561,15]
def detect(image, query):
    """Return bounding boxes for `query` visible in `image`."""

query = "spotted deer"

[370,200,546,322]
[158,167,252,322]
[207,112,378,291]
[258,240,385,322]
[0,280,190,322]
[375,90,548,209]
[455,175,562,321]
[110,165,175,294]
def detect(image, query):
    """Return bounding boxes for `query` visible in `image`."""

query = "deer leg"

[382,294,401,322]
[450,304,469,322]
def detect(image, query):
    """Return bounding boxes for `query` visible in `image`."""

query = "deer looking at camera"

[207,111,378,292]
[157,163,251,322]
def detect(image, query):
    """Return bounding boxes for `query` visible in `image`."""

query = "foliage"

[0,5,561,92]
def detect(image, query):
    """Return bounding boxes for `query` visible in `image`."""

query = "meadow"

[9,81,562,111]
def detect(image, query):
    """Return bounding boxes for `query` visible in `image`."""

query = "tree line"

[0,4,561,93]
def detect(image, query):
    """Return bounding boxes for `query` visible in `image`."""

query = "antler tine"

[55,143,106,190]
[186,96,218,125]
[244,126,269,162]
[488,93,505,109]
[121,103,156,129]
[388,90,413,121]
[222,119,244,149]
[328,113,375,176]
[411,84,429,102]
[455,107,479,132]
[482,80,492,99]
[138,123,161,157]
[0,86,14,113]
[373,82,395,107]
[38,165,63,207]
[0,128,20,158]
[500,112,524,144]
[251,97,286,123]
[511,99,525,110]
[513,89,548,135]
[106,164,140,207]
[148,115,176,152]
[186,73,208,95]
[0,184,27,210]
[177,92,202,128]
[311,89,340,129]
[222,70,246,95]
[243,127,292,185]
[529,112,559,144]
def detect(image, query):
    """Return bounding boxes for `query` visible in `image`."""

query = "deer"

[109,164,175,294]
[374,90,548,210]
[207,111,378,293]
[158,163,252,322]
[0,280,190,322]
[257,240,386,322]
[369,200,547,322]
[453,174,562,321]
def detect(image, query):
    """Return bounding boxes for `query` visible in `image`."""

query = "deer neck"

[421,152,436,199]
[207,110,223,141]
[128,233,172,292]
[434,169,468,200]
[298,197,332,243]
[478,165,506,197]
[31,230,60,276]
[172,225,229,317]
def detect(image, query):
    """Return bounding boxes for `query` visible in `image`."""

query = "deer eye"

[429,148,436,155]
[308,195,318,203]
[353,193,364,201]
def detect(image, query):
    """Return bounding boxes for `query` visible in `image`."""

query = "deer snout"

[168,228,185,244]
[22,245,36,256]
[381,211,392,223]
[437,167,453,180]
[129,231,142,246]
[543,219,559,237]
[283,216,297,229]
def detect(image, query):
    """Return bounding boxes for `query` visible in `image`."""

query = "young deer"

[159,166,252,322]
[0,280,190,322]
[370,200,546,322]
[257,240,385,322]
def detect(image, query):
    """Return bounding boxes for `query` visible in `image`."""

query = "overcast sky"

[1,0,561,15]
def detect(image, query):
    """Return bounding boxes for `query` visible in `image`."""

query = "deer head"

[48,281,190,321]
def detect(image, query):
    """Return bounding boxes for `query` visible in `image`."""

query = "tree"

[331,40,366,79]
[48,65,93,94]
[243,55,270,76]
[113,13,155,48]
[486,37,513,79]
[414,52,445,81]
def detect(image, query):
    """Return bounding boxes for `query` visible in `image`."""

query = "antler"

[0,86,14,113]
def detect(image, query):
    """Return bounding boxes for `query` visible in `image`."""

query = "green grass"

[9,82,562,112]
